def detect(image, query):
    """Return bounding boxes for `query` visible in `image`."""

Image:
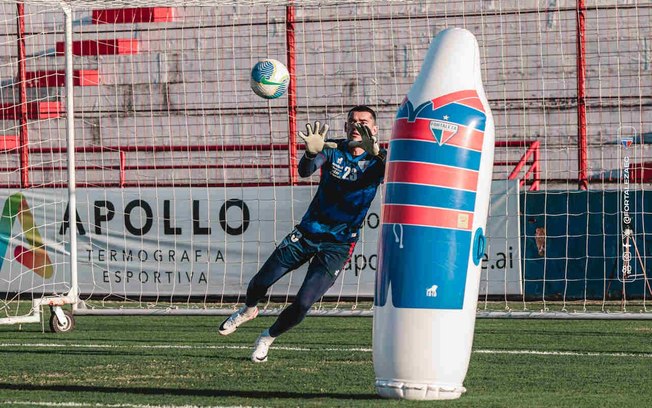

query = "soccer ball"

[250,59,290,99]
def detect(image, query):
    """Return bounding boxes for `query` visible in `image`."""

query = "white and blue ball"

[250,59,290,99]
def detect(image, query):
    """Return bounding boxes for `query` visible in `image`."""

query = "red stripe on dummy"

[382,204,474,231]
[432,90,478,109]
[391,119,484,151]
[386,161,478,191]
[455,96,485,112]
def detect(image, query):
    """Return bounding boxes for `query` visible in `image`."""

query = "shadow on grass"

[0,382,379,401]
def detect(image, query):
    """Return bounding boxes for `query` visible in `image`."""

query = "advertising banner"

[0,181,521,298]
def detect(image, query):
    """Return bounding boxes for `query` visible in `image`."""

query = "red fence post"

[286,4,298,185]
[531,141,541,191]
[576,0,588,190]
[16,2,30,188]
[119,150,126,188]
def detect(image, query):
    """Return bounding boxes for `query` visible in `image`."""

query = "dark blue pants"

[245,228,355,337]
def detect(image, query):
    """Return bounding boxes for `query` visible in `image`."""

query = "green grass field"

[0,315,650,408]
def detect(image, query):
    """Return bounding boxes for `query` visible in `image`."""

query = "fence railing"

[0,140,541,189]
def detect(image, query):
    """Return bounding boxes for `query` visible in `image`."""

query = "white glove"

[349,123,380,156]
[298,121,337,156]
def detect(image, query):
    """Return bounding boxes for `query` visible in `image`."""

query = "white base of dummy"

[375,379,466,400]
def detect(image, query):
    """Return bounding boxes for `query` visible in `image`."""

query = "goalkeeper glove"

[349,123,380,156]
[298,121,337,156]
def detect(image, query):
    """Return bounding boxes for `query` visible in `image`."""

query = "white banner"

[480,179,523,296]
[0,182,521,298]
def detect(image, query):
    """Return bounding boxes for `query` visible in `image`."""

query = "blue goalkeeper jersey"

[297,139,386,243]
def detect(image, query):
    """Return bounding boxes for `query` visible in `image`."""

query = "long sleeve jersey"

[297,139,386,243]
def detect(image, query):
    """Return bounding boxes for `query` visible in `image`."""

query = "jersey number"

[342,166,358,181]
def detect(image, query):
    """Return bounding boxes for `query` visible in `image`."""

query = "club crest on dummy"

[429,119,458,146]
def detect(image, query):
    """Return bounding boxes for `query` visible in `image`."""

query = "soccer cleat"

[251,329,275,363]
[218,306,258,336]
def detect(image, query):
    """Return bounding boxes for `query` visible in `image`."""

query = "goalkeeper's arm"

[298,151,327,177]
[298,121,336,177]
[350,123,384,161]
[375,149,387,163]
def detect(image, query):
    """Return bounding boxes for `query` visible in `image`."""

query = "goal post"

[0,0,650,322]
[0,1,79,330]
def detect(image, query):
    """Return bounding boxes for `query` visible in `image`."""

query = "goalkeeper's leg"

[266,265,336,337]
[268,240,355,337]
[251,240,355,362]
[245,229,313,307]
[219,229,310,336]
[251,260,340,362]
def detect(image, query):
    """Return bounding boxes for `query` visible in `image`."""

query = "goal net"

[0,0,650,319]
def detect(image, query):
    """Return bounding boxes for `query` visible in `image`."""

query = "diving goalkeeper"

[218,105,386,363]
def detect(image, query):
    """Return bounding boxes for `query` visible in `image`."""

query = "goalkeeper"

[218,105,386,363]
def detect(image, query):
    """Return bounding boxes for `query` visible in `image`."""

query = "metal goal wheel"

[49,307,75,333]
